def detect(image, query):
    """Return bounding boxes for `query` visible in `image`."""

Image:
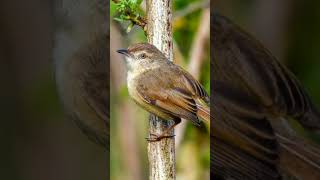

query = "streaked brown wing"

[213,13,320,131]
[135,66,206,125]
[213,82,278,159]
[212,13,280,179]
[82,72,109,123]
[211,136,280,180]
[177,66,210,104]
[212,12,320,180]
[78,35,109,147]
[212,81,280,180]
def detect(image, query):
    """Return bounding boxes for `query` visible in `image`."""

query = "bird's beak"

[117,49,131,57]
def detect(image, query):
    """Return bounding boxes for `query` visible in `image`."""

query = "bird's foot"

[146,133,175,142]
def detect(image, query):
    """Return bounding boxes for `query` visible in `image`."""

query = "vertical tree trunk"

[146,0,175,180]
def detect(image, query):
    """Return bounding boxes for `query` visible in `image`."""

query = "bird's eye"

[140,53,146,59]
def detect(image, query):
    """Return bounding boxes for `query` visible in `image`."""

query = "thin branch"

[125,15,147,29]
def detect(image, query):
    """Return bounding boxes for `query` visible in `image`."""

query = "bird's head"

[117,43,167,71]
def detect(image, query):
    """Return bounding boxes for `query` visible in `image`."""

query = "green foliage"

[112,0,145,33]
[116,0,142,14]
[173,0,202,59]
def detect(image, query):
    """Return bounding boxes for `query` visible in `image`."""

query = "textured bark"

[146,0,175,179]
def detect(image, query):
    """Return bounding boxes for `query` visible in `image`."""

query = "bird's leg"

[147,118,181,142]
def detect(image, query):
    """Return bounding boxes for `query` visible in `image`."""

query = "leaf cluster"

[113,0,145,32]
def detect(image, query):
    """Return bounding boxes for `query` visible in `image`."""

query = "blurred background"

[214,0,320,141]
[0,1,107,180]
[2,0,320,180]
[110,0,210,179]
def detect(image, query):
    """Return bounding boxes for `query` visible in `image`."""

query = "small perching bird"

[117,43,210,141]
[212,13,320,180]
[53,0,109,148]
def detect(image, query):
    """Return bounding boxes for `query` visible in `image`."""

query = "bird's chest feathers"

[126,64,159,102]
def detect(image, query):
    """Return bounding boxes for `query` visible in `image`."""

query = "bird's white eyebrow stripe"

[136,50,152,56]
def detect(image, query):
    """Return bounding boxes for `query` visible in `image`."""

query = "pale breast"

[126,63,159,99]
[127,71,142,105]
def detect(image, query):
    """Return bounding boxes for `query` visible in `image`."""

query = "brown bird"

[117,43,210,141]
[54,0,109,148]
[212,13,320,180]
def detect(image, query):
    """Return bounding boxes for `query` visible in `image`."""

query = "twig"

[125,15,147,29]
[146,0,175,179]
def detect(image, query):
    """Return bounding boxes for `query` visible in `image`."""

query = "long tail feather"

[196,98,210,125]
